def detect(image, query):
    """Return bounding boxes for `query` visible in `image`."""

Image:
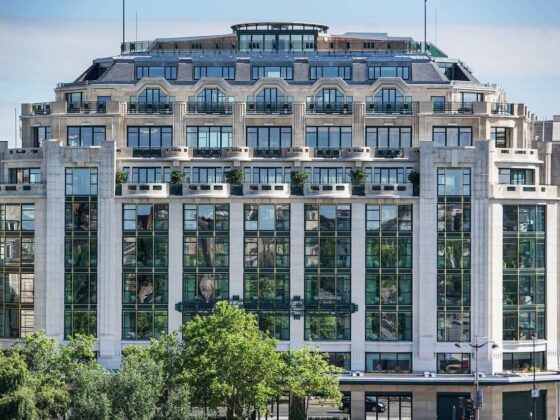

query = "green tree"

[68,364,112,420]
[283,346,343,419]
[181,301,283,418]
[110,352,164,420]
[0,352,37,419]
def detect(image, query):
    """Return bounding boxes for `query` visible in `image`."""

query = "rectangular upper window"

[309,66,351,80]
[366,127,412,148]
[492,127,512,148]
[186,127,232,149]
[433,127,472,147]
[194,66,235,80]
[65,168,98,196]
[306,127,352,149]
[246,127,292,149]
[135,66,177,80]
[32,126,51,147]
[127,126,172,148]
[437,168,471,197]
[67,126,105,147]
[365,353,412,373]
[437,353,471,374]
[122,167,171,184]
[368,66,410,80]
[9,168,41,184]
[251,66,293,80]
[498,169,534,185]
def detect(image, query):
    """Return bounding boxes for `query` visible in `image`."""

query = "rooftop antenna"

[122,0,125,48]
[424,0,427,52]
[14,108,17,148]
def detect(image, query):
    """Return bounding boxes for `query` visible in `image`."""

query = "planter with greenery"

[408,170,420,196]
[225,169,243,195]
[170,170,184,195]
[290,171,308,195]
[350,169,367,196]
[115,169,128,195]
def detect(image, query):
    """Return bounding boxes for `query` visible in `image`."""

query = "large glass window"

[498,169,534,185]
[503,205,546,340]
[364,393,412,419]
[252,66,293,80]
[366,127,412,149]
[368,167,413,185]
[122,204,168,340]
[503,352,545,372]
[67,126,105,147]
[135,65,177,80]
[247,127,292,149]
[244,204,290,340]
[127,126,173,148]
[186,127,232,149]
[65,168,98,196]
[437,353,471,374]
[194,66,235,80]
[365,353,412,373]
[310,66,351,80]
[368,66,410,80]
[304,204,351,341]
[0,204,34,339]
[492,127,512,148]
[437,169,471,342]
[183,204,230,320]
[9,168,41,184]
[32,126,51,147]
[306,127,352,149]
[366,205,412,341]
[122,167,171,184]
[433,127,473,147]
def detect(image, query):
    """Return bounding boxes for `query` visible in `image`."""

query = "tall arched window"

[129,88,173,114]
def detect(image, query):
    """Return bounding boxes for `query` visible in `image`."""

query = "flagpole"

[424,0,427,52]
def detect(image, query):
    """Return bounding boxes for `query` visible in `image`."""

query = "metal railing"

[246,101,293,114]
[192,148,223,158]
[127,102,174,114]
[491,103,514,115]
[253,148,282,157]
[306,101,353,114]
[187,101,232,114]
[432,101,474,114]
[314,148,342,158]
[66,101,107,114]
[32,103,51,115]
[366,101,413,114]
[374,148,404,158]
[131,148,163,158]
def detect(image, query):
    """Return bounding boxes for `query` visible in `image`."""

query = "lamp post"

[455,337,499,420]
[530,332,538,420]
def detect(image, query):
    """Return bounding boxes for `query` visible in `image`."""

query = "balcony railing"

[131,148,163,158]
[0,183,46,196]
[127,102,174,114]
[314,148,342,158]
[491,103,514,115]
[192,148,223,158]
[66,101,107,114]
[432,102,473,114]
[183,183,229,197]
[366,101,413,115]
[374,148,404,158]
[246,101,293,114]
[32,103,51,115]
[306,101,353,114]
[253,148,282,158]
[187,101,232,114]
[243,183,290,197]
[304,183,352,197]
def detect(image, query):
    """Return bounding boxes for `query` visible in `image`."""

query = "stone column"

[232,103,246,147]
[350,203,365,371]
[352,103,366,147]
[292,103,306,147]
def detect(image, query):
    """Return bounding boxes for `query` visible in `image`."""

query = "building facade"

[2,21,560,419]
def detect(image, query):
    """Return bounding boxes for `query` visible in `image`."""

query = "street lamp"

[455,337,499,420]
[530,332,539,420]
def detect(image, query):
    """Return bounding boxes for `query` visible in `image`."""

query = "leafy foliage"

[115,169,128,185]
[225,169,243,185]
[290,170,309,185]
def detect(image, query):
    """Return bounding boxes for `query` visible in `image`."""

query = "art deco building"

[2,21,559,419]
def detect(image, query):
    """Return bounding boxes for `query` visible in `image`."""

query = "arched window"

[307,89,351,114]
[372,88,412,113]
[129,88,173,114]
[248,88,292,114]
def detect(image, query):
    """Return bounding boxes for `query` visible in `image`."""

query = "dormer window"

[135,65,177,80]
[310,66,351,80]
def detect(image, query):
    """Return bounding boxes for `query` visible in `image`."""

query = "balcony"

[0,183,46,196]
[491,103,514,115]
[243,183,290,198]
[117,183,169,197]
[283,147,311,160]
[374,148,404,159]
[31,103,51,115]
[246,101,293,115]
[344,147,371,160]
[365,183,413,197]
[66,101,108,114]
[4,148,42,160]
[313,148,342,159]
[192,148,223,158]
[253,148,282,158]
[187,101,232,114]
[306,101,352,115]
[304,183,352,198]
[490,184,557,200]
[366,102,413,115]
[492,148,540,163]
[162,147,191,159]
[183,183,229,197]
[432,102,474,114]
[127,102,174,115]
[130,148,163,158]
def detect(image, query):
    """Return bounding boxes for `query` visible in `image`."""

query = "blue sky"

[0,0,559,144]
